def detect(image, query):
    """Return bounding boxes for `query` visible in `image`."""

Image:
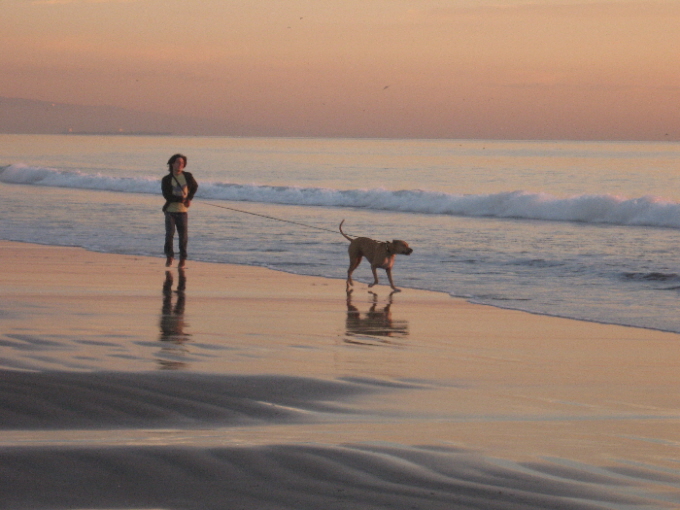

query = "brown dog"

[339,220,413,293]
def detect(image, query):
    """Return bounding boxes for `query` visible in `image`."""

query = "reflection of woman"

[162,154,198,268]
[159,270,190,370]
[160,270,187,341]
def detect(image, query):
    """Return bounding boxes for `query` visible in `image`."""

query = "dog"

[339,220,413,293]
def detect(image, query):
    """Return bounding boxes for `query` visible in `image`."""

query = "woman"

[161,153,198,268]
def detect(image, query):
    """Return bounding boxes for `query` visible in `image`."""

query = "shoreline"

[2,240,680,508]
[6,237,679,337]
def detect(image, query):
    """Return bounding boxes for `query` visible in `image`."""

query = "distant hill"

[0,97,239,136]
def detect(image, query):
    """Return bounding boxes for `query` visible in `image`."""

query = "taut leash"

[198,201,340,234]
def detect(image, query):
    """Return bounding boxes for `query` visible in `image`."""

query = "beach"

[5,136,680,335]
[1,240,680,509]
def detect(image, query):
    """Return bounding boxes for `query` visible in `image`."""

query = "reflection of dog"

[346,292,409,341]
[340,220,413,292]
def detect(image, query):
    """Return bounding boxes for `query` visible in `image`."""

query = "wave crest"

[3,163,680,229]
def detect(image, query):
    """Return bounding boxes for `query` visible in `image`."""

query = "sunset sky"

[2,0,679,140]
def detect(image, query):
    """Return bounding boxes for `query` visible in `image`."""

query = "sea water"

[2,134,680,333]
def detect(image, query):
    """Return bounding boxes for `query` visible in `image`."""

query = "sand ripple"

[0,371,380,430]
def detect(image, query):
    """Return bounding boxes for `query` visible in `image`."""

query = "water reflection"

[159,269,190,370]
[345,292,409,345]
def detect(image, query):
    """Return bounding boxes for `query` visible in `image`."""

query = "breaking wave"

[3,163,680,229]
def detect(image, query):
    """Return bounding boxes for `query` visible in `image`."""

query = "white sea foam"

[3,163,680,229]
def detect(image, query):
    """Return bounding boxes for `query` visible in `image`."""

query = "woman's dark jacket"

[161,171,198,212]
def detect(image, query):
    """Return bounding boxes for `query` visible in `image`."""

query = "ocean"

[2,134,680,333]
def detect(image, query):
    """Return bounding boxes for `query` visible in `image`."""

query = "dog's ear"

[385,241,394,255]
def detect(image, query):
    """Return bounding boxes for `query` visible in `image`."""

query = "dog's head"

[389,240,413,256]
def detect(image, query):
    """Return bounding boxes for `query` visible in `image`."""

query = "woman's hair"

[167,153,187,172]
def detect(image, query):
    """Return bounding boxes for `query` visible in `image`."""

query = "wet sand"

[1,240,680,509]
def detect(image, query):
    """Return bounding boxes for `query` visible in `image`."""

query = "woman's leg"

[164,212,176,261]
[176,213,189,262]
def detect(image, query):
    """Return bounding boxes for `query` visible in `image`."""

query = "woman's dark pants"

[164,212,188,260]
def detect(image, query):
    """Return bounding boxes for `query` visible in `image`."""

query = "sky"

[2,0,679,140]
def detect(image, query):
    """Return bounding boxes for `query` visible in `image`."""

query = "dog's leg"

[368,265,380,288]
[386,268,401,292]
[347,255,363,292]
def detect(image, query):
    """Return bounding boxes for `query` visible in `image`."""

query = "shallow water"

[2,134,680,332]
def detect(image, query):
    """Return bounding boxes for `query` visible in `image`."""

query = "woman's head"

[167,153,187,173]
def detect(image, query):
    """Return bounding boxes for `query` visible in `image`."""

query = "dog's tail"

[339,220,354,242]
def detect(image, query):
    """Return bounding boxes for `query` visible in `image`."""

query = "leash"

[197,200,340,234]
